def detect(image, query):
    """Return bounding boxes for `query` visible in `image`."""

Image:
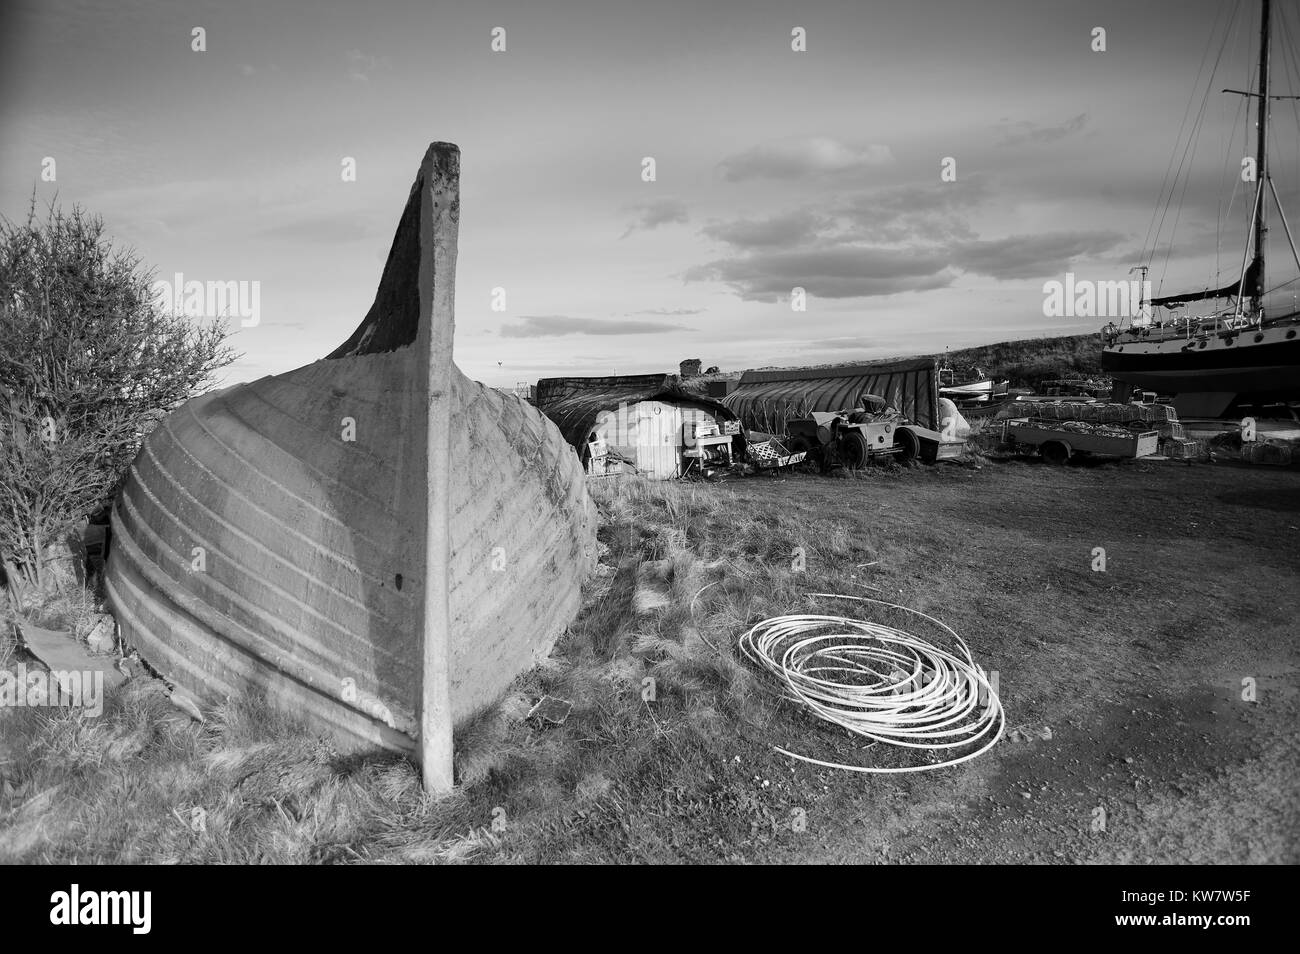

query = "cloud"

[839,179,989,243]
[685,175,1125,300]
[953,231,1125,279]
[701,180,990,253]
[701,209,826,248]
[686,247,958,301]
[631,307,705,316]
[718,136,893,182]
[345,49,388,82]
[239,64,256,77]
[620,198,688,238]
[688,181,981,299]
[1103,223,1226,267]
[997,113,1089,146]
[499,315,689,338]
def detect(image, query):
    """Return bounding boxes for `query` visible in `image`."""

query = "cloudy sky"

[4,0,1299,388]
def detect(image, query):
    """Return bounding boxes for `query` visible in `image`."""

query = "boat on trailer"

[937,363,1008,406]
[105,143,597,789]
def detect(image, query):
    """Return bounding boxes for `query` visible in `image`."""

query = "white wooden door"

[635,401,682,479]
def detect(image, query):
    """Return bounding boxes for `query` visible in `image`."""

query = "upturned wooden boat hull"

[105,144,596,778]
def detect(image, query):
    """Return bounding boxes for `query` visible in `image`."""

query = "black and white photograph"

[0,0,1294,903]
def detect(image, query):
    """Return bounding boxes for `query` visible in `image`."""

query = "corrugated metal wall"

[722,357,939,434]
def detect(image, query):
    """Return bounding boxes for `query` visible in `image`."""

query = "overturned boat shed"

[105,143,597,790]
[536,374,741,479]
[722,357,941,435]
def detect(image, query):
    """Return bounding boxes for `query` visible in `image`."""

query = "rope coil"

[738,594,1004,773]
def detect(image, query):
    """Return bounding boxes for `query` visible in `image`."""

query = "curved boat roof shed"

[723,356,940,434]
[536,373,739,450]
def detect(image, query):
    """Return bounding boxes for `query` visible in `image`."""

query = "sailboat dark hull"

[1101,321,1300,416]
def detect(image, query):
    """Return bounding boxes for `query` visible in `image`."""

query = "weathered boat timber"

[105,143,596,787]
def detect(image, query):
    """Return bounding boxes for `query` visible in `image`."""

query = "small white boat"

[938,365,1006,404]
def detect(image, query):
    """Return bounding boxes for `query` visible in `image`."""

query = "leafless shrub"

[0,199,238,593]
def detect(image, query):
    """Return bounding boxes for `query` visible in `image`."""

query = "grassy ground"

[1,455,1296,863]
[941,333,1104,385]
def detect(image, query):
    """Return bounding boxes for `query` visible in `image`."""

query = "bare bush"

[0,199,238,593]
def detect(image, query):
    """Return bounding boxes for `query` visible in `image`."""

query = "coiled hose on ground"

[738,594,1004,773]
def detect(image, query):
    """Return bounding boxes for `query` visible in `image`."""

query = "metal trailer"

[1002,417,1160,464]
[899,423,967,463]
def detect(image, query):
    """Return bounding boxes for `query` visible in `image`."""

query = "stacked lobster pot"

[1240,441,1294,465]
[1161,438,1203,459]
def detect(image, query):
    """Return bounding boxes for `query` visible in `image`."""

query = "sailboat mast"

[1252,0,1271,314]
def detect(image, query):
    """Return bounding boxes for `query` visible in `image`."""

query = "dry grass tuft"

[1,472,885,863]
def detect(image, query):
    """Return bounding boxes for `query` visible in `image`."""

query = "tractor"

[785,394,906,470]
[784,393,963,470]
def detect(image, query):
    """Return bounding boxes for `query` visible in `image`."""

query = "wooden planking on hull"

[105,143,597,789]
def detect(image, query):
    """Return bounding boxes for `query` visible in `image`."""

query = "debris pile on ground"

[1054,420,1141,439]
[77,613,117,654]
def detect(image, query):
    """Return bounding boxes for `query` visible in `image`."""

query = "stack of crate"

[1241,441,1294,465]
[1159,438,1202,459]
[1155,420,1186,441]
[748,437,806,469]
[1031,401,1179,425]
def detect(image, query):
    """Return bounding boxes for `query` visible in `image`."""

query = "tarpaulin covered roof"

[535,374,739,450]
[722,357,940,433]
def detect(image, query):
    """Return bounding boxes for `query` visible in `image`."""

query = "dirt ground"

[2,453,1296,865]
[732,456,1300,864]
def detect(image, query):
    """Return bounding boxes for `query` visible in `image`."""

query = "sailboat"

[1101,0,1300,418]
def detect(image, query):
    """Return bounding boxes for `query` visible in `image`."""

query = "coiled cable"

[738,594,1004,773]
